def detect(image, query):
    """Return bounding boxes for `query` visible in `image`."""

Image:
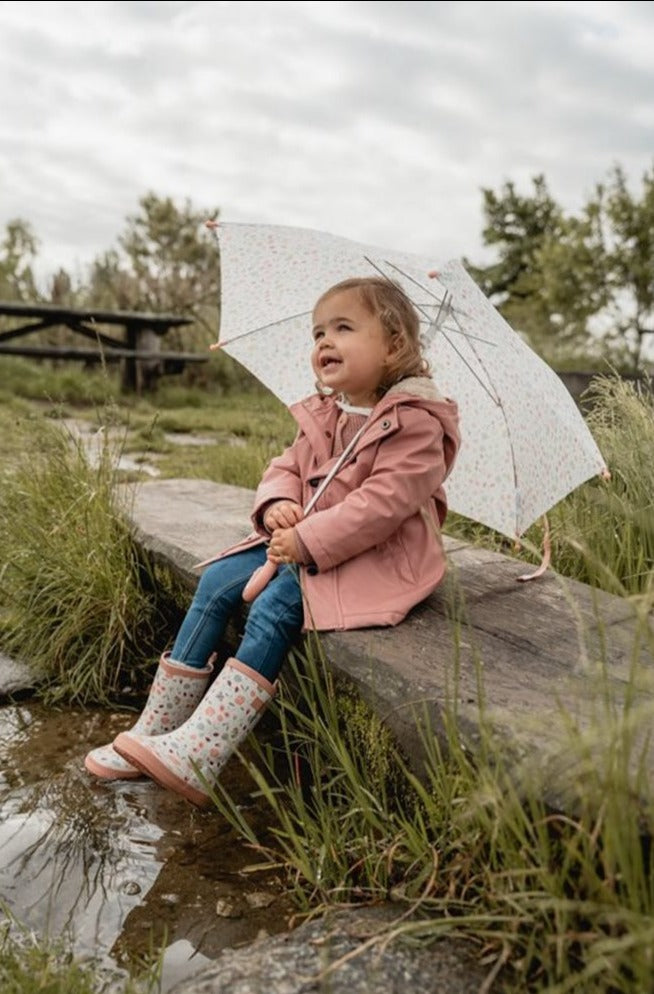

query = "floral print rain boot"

[113,658,275,806]
[84,652,214,780]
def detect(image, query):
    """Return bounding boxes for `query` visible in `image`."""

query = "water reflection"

[0,701,291,990]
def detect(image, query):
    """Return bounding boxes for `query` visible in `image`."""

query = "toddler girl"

[85,276,460,806]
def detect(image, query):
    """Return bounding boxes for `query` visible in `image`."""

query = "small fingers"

[264,502,295,532]
[270,503,303,530]
[289,504,304,525]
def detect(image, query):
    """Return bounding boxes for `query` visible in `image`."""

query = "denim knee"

[171,546,267,666]
[236,565,304,681]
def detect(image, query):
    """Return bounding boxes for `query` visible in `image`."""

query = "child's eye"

[313,329,324,341]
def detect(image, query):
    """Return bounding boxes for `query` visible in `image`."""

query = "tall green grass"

[0,414,183,704]
[208,630,654,993]
[547,375,654,597]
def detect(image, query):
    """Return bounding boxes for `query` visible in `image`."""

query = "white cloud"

[1,0,653,289]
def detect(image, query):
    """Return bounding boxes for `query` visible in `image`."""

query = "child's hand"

[268,527,301,565]
[263,500,304,532]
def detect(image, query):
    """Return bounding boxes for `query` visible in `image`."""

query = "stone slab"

[169,906,491,994]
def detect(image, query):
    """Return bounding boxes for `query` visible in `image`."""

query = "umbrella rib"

[377,258,503,407]
[420,318,493,345]
[378,260,496,345]
[380,256,506,408]
[364,256,444,326]
[433,324,502,406]
[447,306,521,531]
[218,309,313,346]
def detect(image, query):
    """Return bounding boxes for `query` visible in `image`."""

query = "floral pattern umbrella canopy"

[214,222,607,540]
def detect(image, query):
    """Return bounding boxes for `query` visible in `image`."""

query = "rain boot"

[113,658,275,807]
[84,652,214,780]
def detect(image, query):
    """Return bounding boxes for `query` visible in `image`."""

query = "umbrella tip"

[427,269,439,279]
[209,342,223,352]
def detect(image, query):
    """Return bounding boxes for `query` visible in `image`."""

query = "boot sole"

[84,752,144,781]
[113,732,212,808]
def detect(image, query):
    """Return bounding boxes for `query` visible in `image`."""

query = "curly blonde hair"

[313,276,430,397]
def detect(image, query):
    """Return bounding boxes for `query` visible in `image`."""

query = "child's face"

[311,288,394,407]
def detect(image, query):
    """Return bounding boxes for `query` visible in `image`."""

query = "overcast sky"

[1,0,653,288]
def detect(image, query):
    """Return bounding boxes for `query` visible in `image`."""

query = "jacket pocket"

[376,531,415,585]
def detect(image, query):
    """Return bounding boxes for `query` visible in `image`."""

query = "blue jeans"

[169,545,304,683]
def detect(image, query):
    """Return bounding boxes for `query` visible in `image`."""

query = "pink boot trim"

[114,736,213,807]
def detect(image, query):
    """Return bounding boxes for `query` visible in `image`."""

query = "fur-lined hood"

[384,375,446,404]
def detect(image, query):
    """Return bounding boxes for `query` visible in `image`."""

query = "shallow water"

[0,700,294,991]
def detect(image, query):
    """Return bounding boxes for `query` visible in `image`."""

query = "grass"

[0,907,159,994]
[208,627,654,993]
[0,410,189,704]
[546,375,654,596]
[0,359,293,702]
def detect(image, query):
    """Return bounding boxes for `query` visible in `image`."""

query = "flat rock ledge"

[169,907,489,994]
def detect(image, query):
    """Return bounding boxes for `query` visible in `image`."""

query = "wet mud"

[0,700,295,991]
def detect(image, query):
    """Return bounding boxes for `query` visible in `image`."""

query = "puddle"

[0,700,294,991]
[59,420,162,477]
[165,432,221,448]
[57,420,243,479]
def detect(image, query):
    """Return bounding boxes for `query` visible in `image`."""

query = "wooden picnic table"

[0,301,208,392]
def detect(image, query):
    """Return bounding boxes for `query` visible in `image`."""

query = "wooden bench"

[0,301,208,392]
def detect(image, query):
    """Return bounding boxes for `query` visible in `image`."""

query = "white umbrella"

[211,221,608,542]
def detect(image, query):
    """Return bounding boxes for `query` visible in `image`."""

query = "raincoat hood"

[379,376,460,482]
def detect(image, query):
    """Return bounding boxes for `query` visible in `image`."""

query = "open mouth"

[320,356,341,370]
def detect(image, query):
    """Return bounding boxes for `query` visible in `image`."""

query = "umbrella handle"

[242,559,278,603]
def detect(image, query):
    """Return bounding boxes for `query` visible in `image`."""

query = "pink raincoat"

[200,377,460,631]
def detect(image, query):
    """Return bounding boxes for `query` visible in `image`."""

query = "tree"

[0,219,39,302]
[535,202,611,363]
[471,165,654,370]
[467,176,567,356]
[84,193,220,344]
[600,165,654,370]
